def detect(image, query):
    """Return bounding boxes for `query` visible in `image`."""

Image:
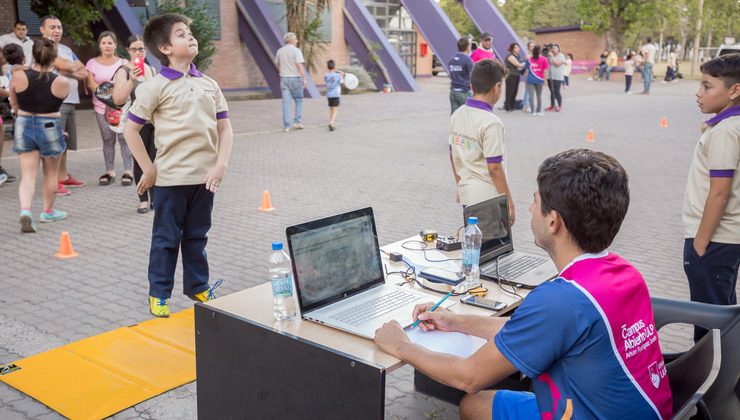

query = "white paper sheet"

[406,329,487,358]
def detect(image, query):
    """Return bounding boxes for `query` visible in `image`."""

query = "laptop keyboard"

[483,254,548,280]
[331,289,421,326]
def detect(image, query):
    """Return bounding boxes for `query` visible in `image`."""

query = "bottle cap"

[468,216,478,225]
[272,241,283,251]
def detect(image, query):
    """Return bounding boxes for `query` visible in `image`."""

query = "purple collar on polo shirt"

[465,98,493,112]
[160,63,203,80]
[705,105,740,126]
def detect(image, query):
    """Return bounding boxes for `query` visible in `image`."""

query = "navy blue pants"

[148,184,214,298]
[684,238,740,342]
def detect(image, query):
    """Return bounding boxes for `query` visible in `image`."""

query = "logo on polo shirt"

[647,360,666,388]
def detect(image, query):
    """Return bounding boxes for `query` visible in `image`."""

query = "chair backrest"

[668,329,721,420]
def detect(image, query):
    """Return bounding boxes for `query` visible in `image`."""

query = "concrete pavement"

[0,75,729,419]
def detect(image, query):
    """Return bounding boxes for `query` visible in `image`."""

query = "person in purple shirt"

[448,37,474,114]
[375,149,673,420]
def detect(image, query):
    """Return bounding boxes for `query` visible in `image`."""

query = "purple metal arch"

[344,0,417,92]
[398,0,460,74]
[235,0,320,98]
[459,0,526,60]
[106,0,161,70]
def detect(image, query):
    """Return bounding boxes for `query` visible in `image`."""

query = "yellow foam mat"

[0,308,196,420]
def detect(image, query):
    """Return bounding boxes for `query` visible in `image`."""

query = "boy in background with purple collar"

[124,13,233,317]
[448,59,515,224]
[683,53,740,342]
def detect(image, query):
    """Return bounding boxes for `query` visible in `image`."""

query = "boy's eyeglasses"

[128,47,146,52]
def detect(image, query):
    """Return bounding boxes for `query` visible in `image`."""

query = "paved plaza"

[0,75,733,419]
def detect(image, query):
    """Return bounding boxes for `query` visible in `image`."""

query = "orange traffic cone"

[660,116,668,127]
[586,129,595,142]
[55,231,78,259]
[258,190,275,212]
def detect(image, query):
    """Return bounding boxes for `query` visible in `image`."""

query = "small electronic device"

[436,235,461,252]
[418,267,464,286]
[460,295,506,311]
[133,57,145,75]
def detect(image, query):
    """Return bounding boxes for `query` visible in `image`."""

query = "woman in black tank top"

[9,38,70,233]
[113,35,158,213]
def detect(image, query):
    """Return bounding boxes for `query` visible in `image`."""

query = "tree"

[31,0,115,45]
[498,0,579,40]
[157,0,219,71]
[285,0,330,73]
[440,0,478,39]
[576,0,649,52]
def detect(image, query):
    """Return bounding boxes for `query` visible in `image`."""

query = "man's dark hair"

[143,13,191,66]
[646,37,652,43]
[2,44,24,65]
[537,149,630,253]
[15,20,27,28]
[700,53,740,88]
[39,16,60,28]
[327,59,335,70]
[470,59,506,95]
[457,37,469,52]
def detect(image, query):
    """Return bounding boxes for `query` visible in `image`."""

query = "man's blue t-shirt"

[448,52,473,92]
[494,253,672,419]
[324,72,342,98]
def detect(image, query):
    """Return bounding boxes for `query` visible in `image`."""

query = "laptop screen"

[463,195,513,262]
[286,208,384,314]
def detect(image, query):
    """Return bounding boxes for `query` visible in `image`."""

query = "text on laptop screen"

[465,196,513,259]
[290,214,382,309]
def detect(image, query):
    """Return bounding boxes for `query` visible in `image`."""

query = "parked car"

[716,44,740,57]
[432,54,444,76]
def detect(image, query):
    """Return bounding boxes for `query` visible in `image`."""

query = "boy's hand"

[205,164,226,193]
[137,167,156,196]
[693,238,708,257]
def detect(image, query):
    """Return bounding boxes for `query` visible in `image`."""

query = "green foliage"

[30,0,115,45]
[440,0,479,39]
[285,0,331,73]
[498,0,579,39]
[156,0,219,71]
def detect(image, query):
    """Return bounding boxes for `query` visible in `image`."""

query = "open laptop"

[286,207,452,339]
[464,195,558,288]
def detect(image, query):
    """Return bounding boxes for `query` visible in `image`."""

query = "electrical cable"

[494,254,523,301]
[401,240,461,263]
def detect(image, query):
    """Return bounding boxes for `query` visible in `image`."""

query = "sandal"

[121,173,134,186]
[99,173,114,186]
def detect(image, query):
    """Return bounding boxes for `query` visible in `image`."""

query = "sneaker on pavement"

[292,123,305,130]
[188,279,223,303]
[56,182,71,196]
[40,208,67,223]
[283,127,290,132]
[556,106,562,112]
[545,106,554,112]
[19,210,37,233]
[0,167,16,183]
[60,174,86,187]
[149,297,170,317]
[0,173,7,186]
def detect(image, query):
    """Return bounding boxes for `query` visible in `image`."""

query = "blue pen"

[409,291,454,329]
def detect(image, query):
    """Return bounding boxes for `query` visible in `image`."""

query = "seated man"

[375,149,673,419]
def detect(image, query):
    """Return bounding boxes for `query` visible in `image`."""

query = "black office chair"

[652,297,740,420]
[667,329,720,419]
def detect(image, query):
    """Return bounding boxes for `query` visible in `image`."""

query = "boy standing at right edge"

[124,13,233,317]
[683,53,740,341]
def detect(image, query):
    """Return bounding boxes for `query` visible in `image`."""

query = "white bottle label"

[272,273,293,298]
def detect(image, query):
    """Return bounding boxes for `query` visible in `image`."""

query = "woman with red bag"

[85,31,133,186]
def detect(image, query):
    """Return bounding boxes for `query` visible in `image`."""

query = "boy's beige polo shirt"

[683,110,740,243]
[449,98,506,206]
[128,63,229,186]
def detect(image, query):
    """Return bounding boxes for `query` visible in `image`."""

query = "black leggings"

[504,75,520,111]
[551,80,563,107]
[133,123,157,203]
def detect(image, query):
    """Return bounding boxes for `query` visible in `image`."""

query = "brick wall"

[206,0,266,89]
[0,0,17,34]
[535,29,606,62]
[415,29,432,76]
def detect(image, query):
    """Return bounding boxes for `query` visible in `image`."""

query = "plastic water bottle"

[462,216,482,290]
[270,241,297,321]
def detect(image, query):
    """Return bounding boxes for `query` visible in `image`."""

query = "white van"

[716,44,740,57]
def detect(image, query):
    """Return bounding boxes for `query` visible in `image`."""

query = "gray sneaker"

[0,173,7,186]
[292,123,305,130]
[19,210,37,233]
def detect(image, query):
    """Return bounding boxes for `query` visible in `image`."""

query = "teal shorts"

[492,390,539,420]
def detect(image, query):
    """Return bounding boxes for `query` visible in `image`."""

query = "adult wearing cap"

[470,33,495,63]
